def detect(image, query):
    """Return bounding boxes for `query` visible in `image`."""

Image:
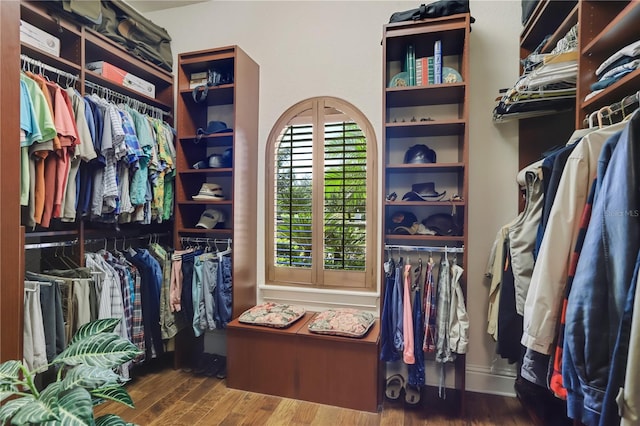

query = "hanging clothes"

[423,257,437,353]
[23,282,48,373]
[563,112,640,426]
[408,264,425,387]
[380,257,400,362]
[402,263,415,364]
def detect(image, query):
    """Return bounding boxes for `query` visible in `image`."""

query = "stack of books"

[189,71,209,89]
[406,39,443,86]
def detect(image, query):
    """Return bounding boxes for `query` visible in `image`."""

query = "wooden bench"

[227,312,381,412]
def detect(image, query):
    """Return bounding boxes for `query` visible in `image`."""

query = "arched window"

[265,97,378,290]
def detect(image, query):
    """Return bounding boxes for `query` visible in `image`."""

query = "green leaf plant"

[0,318,142,425]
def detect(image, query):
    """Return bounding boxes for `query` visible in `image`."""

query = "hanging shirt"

[402,263,415,364]
[20,80,43,207]
[22,73,56,227]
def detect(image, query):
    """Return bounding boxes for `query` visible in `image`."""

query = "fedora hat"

[402,182,446,201]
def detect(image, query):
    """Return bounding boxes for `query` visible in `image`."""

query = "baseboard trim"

[466,363,517,397]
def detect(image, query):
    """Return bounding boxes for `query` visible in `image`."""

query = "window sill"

[258,284,380,314]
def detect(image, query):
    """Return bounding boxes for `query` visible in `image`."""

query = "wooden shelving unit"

[381,12,471,416]
[173,46,259,367]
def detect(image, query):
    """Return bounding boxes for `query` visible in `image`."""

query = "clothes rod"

[21,54,79,84]
[181,237,233,244]
[84,80,170,119]
[384,244,464,253]
[83,232,171,246]
[24,239,79,250]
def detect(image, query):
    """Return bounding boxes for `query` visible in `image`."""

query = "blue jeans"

[214,255,232,328]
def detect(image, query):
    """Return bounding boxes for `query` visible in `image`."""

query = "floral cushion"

[238,302,306,328]
[307,309,375,338]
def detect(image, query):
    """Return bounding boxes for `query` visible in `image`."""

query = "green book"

[406,44,416,86]
[427,57,434,84]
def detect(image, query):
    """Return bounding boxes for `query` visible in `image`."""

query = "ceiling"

[125,0,208,13]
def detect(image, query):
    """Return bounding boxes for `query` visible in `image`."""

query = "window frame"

[265,96,378,290]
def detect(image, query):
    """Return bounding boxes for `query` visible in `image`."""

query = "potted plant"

[0,318,142,425]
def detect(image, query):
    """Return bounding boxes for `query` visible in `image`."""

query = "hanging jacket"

[449,263,468,354]
[380,259,401,362]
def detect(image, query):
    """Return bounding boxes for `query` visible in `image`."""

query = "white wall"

[145,0,523,396]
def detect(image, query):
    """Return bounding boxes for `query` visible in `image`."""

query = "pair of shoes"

[385,373,422,405]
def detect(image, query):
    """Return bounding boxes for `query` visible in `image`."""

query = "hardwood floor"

[94,364,535,425]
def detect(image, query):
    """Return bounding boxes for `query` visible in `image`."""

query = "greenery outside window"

[266,97,378,290]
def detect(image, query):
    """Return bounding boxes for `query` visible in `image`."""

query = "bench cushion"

[238,302,306,328]
[307,308,375,338]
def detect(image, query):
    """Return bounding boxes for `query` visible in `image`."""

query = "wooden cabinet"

[174,46,258,326]
[227,314,381,412]
[381,13,471,415]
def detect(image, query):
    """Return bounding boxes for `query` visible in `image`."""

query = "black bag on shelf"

[94,0,173,72]
[51,0,173,71]
[389,0,474,24]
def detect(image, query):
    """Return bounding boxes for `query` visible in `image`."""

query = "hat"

[192,154,224,169]
[422,213,461,236]
[195,209,225,229]
[197,121,232,136]
[402,182,446,201]
[404,144,436,164]
[192,183,225,201]
[387,211,417,233]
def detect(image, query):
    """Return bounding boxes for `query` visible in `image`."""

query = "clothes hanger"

[588,110,599,129]
[597,106,613,128]
[61,244,80,269]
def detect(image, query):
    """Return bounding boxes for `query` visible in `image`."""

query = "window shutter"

[323,121,367,271]
[275,124,313,268]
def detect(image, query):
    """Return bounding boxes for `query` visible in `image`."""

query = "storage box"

[86,61,156,98]
[20,20,60,57]
[189,78,209,89]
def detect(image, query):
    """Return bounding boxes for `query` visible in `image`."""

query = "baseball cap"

[192,154,224,169]
[192,183,225,201]
[387,211,417,231]
[195,209,225,229]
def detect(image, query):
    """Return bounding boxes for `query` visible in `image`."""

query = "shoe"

[204,354,225,377]
[385,374,405,400]
[216,358,227,379]
[405,384,421,405]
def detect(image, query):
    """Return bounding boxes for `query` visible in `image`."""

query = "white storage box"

[86,61,156,98]
[20,20,60,57]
